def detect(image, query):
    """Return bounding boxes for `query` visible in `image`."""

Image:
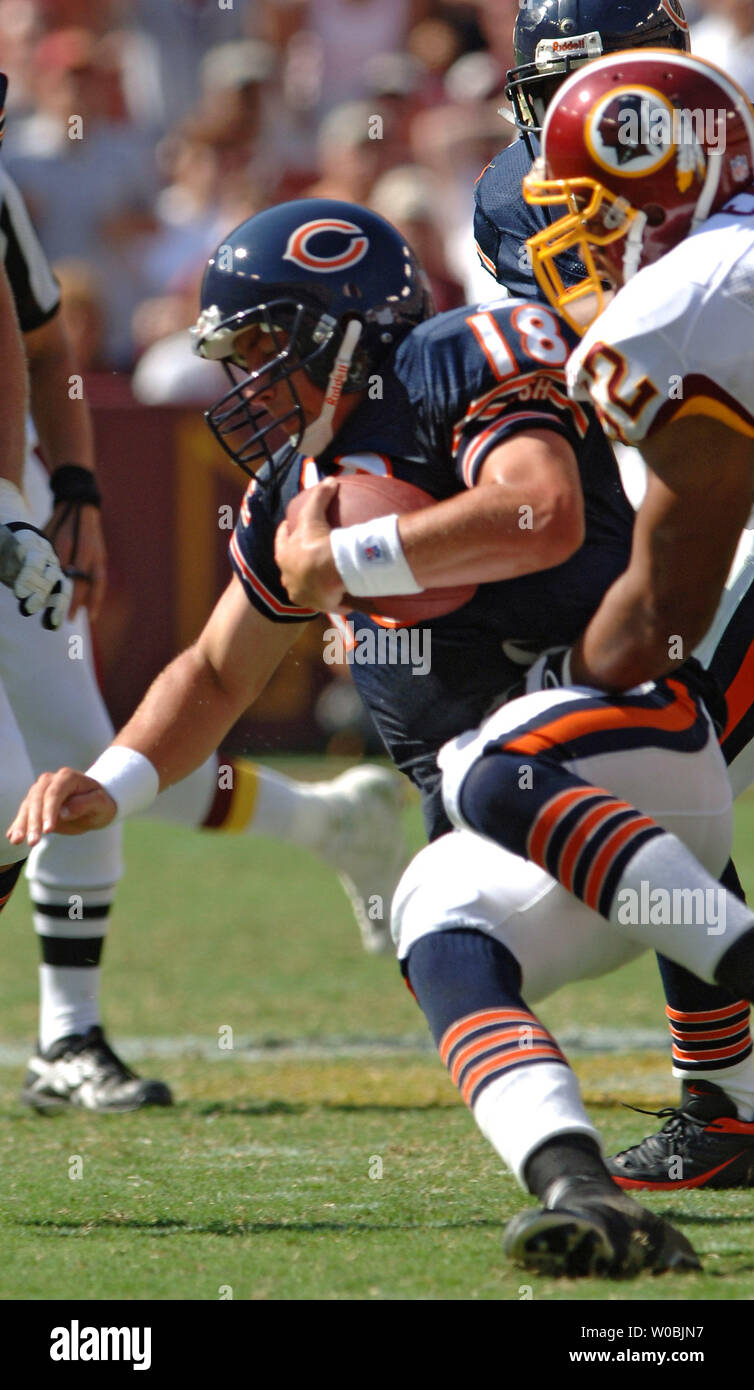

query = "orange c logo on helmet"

[661,0,689,32]
[283,219,369,273]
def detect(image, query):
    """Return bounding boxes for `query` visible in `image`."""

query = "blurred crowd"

[0,0,752,394]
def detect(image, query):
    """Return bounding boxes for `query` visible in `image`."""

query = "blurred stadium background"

[1,0,751,754]
[2,1,754,1301]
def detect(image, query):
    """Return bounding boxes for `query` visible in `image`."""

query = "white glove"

[6,522,73,629]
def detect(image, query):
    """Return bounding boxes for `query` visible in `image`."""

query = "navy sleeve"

[455,394,587,488]
[229,478,318,625]
[474,139,586,297]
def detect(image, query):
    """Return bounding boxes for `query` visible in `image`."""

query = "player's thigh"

[392,830,644,1003]
[0,678,36,864]
[0,590,113,771]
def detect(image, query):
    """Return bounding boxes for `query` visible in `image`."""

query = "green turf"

[1,762,753,1300]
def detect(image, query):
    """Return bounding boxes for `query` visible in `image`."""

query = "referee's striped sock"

[32,890,113,1053]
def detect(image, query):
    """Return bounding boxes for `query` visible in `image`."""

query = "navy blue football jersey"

[474,136,585,296]
[230,299,633,839]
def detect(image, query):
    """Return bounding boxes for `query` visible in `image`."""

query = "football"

[285,474,478,625]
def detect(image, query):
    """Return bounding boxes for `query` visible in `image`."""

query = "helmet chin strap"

[691,149,724,231]
[300,319,364,459]
[621,210,648,282]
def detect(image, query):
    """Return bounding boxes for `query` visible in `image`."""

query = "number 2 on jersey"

[580,343,659,424]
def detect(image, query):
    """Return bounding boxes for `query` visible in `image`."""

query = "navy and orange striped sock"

[405,929,599,1183]
[406,929,567,1103]
[656,861,753,1106]
[458,751,754,987]
[460,754,664,918]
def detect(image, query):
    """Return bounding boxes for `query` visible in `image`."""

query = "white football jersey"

[568,193,754,447]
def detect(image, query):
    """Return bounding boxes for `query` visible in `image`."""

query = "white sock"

[607,835,754,981]
[675,1056,754,1122]
[473,1061,601,1187]
[249,765,334,853]
[32,890,111,1052]
[38,963,102,1053]
[140,756,335,854]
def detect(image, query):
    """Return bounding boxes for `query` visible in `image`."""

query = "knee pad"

[393,830,644,1003]
[392,830,544,963]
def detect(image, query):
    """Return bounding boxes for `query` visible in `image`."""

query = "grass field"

[2,758,754,1302]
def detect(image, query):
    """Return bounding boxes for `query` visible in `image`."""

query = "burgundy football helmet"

[523,51,754,332]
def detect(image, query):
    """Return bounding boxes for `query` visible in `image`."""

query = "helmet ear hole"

[643,204,666,227]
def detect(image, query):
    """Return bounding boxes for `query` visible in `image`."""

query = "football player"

[0,152,408,1114]
[474,0,690,295]
[0,250,72,946]
[474,0,754,1193]
[11,199,754,1274]
[509,46,754,1187]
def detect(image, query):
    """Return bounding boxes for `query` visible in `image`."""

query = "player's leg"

[0,591,172,1111]
[607,532,754,1185]
[393,831,699,1275]
[440,680,754,992]
[147,756,409,954]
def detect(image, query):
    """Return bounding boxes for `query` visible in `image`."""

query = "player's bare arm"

[275,429,585,611]
[6,576,302,845]
[570,416,753,690]
[25,311,107,618]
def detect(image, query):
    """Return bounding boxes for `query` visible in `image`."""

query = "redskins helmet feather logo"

[283,219,370,273]
[586,86,677,179]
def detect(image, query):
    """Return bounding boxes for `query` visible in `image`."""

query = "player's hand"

[6,523,73,629]
[274,479,345,611]
[45,501,108,620]
[6,769,118,847]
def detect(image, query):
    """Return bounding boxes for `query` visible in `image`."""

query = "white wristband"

[85,746,160,821]
[330,514,424,598]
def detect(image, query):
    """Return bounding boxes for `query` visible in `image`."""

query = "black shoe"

[503,1176,700,1278]
[20,1026,173,1113]
[608,1080,754,1190]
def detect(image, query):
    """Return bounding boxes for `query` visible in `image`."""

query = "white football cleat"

[316,766,411,953]
[20,1026,173,1112]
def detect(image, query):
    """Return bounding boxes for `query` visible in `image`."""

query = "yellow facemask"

[523,163,644,335]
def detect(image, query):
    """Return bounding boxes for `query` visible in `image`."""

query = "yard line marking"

[0,1029,669,1065]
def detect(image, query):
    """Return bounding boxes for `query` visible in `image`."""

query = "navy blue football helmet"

[191,199,433,482]
[506,1,690,141]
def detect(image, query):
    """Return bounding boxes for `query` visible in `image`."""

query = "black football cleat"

[503,1176,700,1278]
[20,1026,173,1113]
[608,1080,754,1190]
